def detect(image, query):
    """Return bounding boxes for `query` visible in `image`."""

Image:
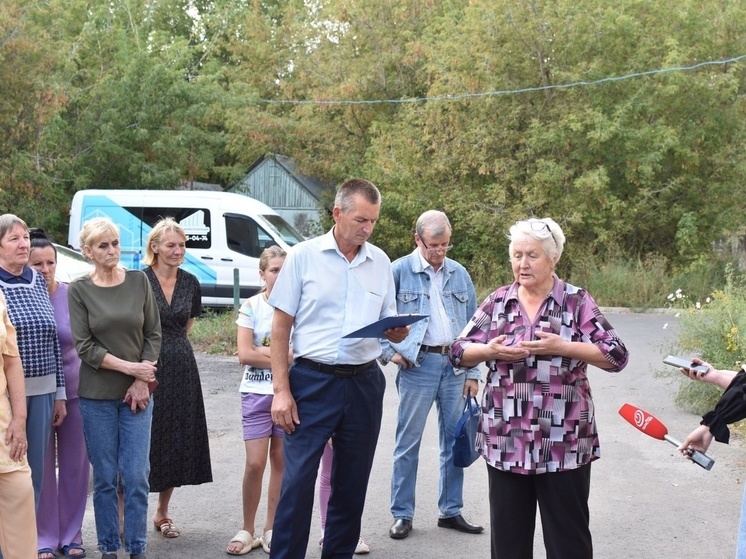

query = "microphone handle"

[664,434,715,471]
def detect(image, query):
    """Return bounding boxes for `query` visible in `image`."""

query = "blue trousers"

[26,393,54,510]
[737,482,746,558]
[391,351,467,520]
[80,398,153,556]
[269,361,385,559]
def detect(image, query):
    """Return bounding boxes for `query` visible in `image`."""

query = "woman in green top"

[68,217,161,559]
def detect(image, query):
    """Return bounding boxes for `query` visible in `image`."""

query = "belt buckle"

[333,366,356,378]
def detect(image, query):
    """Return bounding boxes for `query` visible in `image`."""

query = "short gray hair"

[415,210,451,239]
[334,179,381,213]
[508,218,565,262]
[0,214,29,243]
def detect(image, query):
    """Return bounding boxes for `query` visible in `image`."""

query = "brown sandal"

[154,517,180,538]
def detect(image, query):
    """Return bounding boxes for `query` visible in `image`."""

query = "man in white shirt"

[268,179,408,559]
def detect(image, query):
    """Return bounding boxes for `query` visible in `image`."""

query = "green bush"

[569,254,670,308]
[659,265,746,414]
[190,308,238,356]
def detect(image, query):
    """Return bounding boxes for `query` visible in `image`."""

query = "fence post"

[233,268,240,310]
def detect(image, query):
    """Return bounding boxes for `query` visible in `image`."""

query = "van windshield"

[262,215,306,246]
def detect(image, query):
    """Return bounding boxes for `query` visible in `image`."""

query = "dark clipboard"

[342,314,427,339]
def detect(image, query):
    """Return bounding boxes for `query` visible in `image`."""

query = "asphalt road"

[80,313,744,558]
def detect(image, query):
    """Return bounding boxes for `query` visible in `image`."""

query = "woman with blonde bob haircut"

[142,218,212,540]
[68,217,161,559]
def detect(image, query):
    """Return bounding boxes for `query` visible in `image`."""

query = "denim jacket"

[380,251,481,380]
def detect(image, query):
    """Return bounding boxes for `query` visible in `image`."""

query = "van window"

[225,214,275,258]
[135,207,212,249]
[263,214,305,245]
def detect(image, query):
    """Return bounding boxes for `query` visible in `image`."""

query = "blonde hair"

[79,217,120,261]
[143,217,186,267]
[258,245,287,293]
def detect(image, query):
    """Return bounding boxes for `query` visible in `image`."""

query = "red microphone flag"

[618,403,668,440]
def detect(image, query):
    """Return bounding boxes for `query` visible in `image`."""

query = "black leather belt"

[422,344,451,355]
[296,357,376,378]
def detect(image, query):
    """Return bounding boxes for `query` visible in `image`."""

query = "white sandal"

[227,530,262,555]
[260,530,272,553]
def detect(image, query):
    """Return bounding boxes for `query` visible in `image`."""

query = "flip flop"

[227,530,262,555]
[61,544,87,558]
[38,549,55,559]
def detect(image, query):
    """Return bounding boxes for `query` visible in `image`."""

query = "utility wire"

[258,54,746,106]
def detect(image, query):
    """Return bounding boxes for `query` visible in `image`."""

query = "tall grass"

[190,308,238,355]
[567,254,731,308]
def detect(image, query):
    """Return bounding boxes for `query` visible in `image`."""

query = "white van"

[68,189,305,307]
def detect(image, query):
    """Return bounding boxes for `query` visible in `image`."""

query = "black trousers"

[487,463,593,559]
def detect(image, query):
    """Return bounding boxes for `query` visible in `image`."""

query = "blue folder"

[342,314,428,339]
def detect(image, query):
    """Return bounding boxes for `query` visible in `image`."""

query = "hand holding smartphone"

[663,355,709,375]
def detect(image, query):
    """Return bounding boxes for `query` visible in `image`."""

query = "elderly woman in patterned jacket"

[450,217,629,559]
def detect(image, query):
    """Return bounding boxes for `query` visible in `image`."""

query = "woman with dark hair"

[29,230,89,559]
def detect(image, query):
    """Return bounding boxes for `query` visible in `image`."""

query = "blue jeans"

[391,351,466,521]
[270,361,385,559]
[79,398,153,555]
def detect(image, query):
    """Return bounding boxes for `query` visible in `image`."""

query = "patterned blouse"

[450,276,629,475]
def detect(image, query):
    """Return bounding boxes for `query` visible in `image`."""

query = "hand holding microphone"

[618,403,715,471]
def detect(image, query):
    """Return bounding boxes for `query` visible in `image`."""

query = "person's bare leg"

[264,434,285,532]
[226,438,269,554]
[153,487,180,536]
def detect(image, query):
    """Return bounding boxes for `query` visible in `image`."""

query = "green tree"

[0,1,71,233]
[363,0,746,279]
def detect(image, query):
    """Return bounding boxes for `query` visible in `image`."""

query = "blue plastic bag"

[453,396,481,467]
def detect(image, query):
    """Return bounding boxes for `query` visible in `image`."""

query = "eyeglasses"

[421,240,453,254]
[524,219,557,246]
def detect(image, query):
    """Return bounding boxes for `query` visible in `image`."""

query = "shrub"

[659,265,746,414]
[190,308,238,355]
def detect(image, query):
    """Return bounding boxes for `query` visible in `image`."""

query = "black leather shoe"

[389,518,413,539]
[437,514,484,534]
